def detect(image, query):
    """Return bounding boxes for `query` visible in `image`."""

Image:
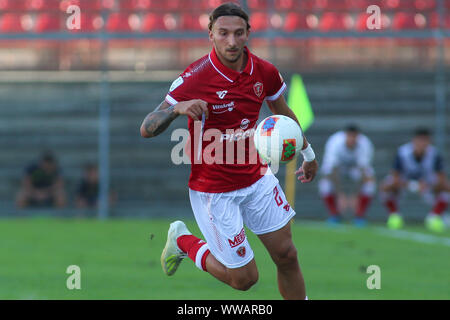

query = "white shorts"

[189,172,296,269]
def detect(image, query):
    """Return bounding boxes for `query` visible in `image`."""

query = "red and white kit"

[166,46,295,268]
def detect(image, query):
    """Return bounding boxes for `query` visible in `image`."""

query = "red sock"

[385,199,398,214]
[323,194,339,216]
[356,194,372,217]
[177,235,210,271]
[431,200,448,215]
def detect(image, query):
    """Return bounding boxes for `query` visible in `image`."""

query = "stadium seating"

[34,13,61,32]
[106,13,134,32]
[392,12,426,30]
[76,13,104,32]
[247,0,268,9]
[284,13,316,31]
[0,0,27,10]
[319,12,353,31]
[180,13,209,31]
[0,13,26,33]
[250,12,270,31]
[25,0,61,11]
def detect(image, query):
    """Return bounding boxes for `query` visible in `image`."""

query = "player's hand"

[174,99,209,121]
[295,159,318,183]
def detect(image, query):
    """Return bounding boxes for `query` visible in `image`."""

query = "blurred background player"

[380,128,449,232]
[16,151,66,208]
[318,125,376,226]
[75,163,99,209]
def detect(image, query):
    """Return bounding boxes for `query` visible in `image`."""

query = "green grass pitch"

[1,217,449,299]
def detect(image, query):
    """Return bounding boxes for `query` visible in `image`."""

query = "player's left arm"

[266,95,318,183]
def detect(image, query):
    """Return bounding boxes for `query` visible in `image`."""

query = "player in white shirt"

[318,125,376,226]
[380,128,449,232]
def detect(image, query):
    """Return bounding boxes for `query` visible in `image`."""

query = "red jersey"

[165,46,286,193]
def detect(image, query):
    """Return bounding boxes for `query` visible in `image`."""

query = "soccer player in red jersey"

[140,3,318,300]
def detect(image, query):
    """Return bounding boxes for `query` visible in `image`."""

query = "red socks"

[323,194,339,216]
[177,234,210,271]
[356,194,372,217]
[385,199,398,214]
[431,199,448,215]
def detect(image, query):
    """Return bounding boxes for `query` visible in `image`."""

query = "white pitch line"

[374,227,450,247]
[296,219,450,247]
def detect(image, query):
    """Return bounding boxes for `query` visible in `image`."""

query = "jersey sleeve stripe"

[265,82,287,101]
[165,94,178,105]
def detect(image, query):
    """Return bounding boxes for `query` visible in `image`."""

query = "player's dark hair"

[208,2,251,31]
[414,127,431,137]
[345,124,360,133]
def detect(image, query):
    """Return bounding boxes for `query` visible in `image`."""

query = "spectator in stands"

[16,151,66,208]
[318,125,376,227]
[75,163,99,209]
[380,128,450,232]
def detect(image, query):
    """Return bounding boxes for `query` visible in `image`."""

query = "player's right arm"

[140,99,208,138]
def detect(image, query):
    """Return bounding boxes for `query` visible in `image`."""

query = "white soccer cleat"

[161,220,191,276]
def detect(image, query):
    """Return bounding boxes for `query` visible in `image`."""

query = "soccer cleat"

[327,216,341,226]
[425,214,445,233]
[387,213,404,230]
[161,221,191,276]
[353,217,368,228]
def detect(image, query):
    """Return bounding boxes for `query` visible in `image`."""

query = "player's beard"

[215,42,244,64]
[224,49,243,63]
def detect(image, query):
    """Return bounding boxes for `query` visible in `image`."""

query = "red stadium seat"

[392,12,424,30]
[106,13,135,31]
[0,0,27,10]
[142,13,178,31]
[25,0,61,10]
[119,0,151,10]
[181,13,209,31]
[0,13,26,33]
[381,0,408,9]
[34,13,61,32]
[346,0,381,9]
[247,0,268,9]
[142,13,166,31]
[319,12,353,31]
[284,12,316,31]
[69,13,104,32]
[149,0,182,10]
[250,12,269,31]
[429,12,450,29]
[414,0,436,10]
[275,0,295,10]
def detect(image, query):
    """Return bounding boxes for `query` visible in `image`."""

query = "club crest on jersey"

[236,246,246,257]
[281,139,296,162]
[216,90,228,99]
[261,116,279,136]
[253,82,263,97]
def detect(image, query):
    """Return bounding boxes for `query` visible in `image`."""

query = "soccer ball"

[253,115,303,165]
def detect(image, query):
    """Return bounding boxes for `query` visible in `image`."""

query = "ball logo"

[253,82,263,97]
[236,246,246,257]
[240,118,250,130]
[281,139,296,162]
[261,116,279,136]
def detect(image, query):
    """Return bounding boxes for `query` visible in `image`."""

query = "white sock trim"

[194,243,209,271]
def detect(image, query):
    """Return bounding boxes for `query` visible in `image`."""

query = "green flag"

[288,74,314,132]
